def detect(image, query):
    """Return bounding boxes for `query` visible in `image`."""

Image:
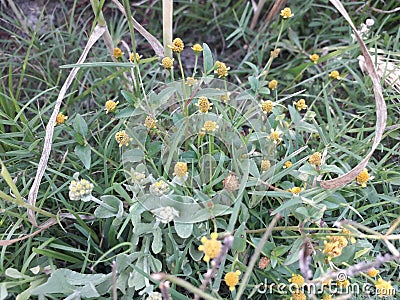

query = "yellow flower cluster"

[161,57,174,69]
[323,234,348,259]
[215,61,230,78]
[367,268,379,277]
[329,70,341,80]
[196,96,213,113]
[129,52,142,62]
[289,274,304,288]
[104,100,119,114]
[268,79,278,90]
[198,232,221,262]
[113,47,123,59]
[290,291,306,300]
[144,116,158,129]
[192,43,203,54]
[224,270,241,291]
[69,178,94,201]
[288,186,302,194]
[309,151,322,166]
[269,129,282,144]
[283,161,293,169]
[280,7,294,19]
[115,130,132,147]
[356,168,370,187]
[375,278,394,297]
[169,38,184,53]
[260,100,274,114]
[55,112,68,125]
[173,162,188,178]
[309,53,320,64]
[294,99,307,111]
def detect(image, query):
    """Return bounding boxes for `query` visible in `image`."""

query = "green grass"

[0,0,399,299]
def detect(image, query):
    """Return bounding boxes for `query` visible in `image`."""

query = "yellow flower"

[322,294,332,300]
[337,279,350,288]
[375,278,394,297]
[198,232,221,262]
[161,57,174,69]
[168,38,184,53]
[341,228,356,244]
[367,268,379,277]
[192,43,203,54]
[104,100,119,114]
[261,159,271,172]
[329,70,341,80]
[289,274,304,288]
[195,96,213,113]
[268,79,278,90]
[290,291,306,300]
[356,168,370,187]
[55,112,68,125]
[115,130,132,147]
[260,100,274,114]
[269,129,282,144]
[224,270,241,291]
[214,61,230,78]
[288,187,302,194]
[186,76,198,86]
[294,99,308,111]
[202,120,219,132]
[309,152,322,166]
[144,116,157,129]
[322,279,332,286]
[280,7,294,19]
[173,162,188,178]
[323,241,343,259]
[129,52,142,62]
[328,235,348,248]
[283,161,293,169]
[113,47,124,59]
[309,53,320,64]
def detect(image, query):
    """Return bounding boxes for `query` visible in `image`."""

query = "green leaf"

[122,149,145,163]
[73,114,88,137]
[202,43,213,74]
[332,244,356,264]
[320,165,344,175]
[152,227,163,254]
[284,238,303,265]
[232,222,246,253]
[121,90,136,105]
[31,269,110,296]
[74,144,91,170]
[174,222,193,238]
[94,195,123,218]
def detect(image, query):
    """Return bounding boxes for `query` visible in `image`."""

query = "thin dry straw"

[317,0,387,189]
[27,25,107,226]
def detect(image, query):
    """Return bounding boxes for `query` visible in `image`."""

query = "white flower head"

[151,206,179,224]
